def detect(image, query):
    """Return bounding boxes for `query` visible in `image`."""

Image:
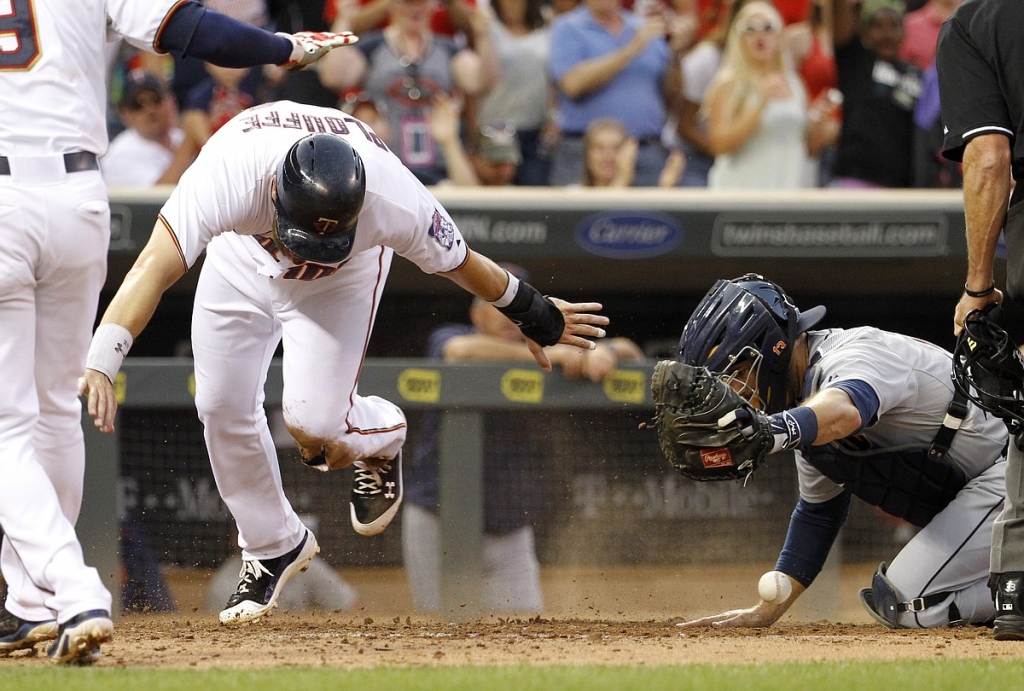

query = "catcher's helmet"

[273,134,365,264]
[678,274,826,414]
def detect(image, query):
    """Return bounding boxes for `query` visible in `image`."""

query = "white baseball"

[758,571,793,603]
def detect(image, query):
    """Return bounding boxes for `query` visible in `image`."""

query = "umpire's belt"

[0,151,99,176]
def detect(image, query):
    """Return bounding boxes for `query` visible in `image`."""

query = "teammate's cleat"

[0,608,58,654]
[993,572,1024,641]
[350,451,404,536]
[47,610,113,664]
[219,528,320,626]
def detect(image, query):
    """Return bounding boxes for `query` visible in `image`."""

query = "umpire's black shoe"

[350,451,403,537]
[993,572,1024,641]
[0,607,57,654]
[219,528,320,626]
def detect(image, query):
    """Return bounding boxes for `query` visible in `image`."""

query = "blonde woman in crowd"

[702,1,838,189]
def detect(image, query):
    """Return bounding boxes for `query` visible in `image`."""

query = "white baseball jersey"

[0,0,186,628]
[167,101,469,561]
[0,0,179,156]
[160,100,468,278]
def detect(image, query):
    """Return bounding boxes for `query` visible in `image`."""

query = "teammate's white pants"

[885,460,1005,627]
[402,503,543,612]
[0,162,112,622]
[992,440,1024,574]
[192,238,406,560]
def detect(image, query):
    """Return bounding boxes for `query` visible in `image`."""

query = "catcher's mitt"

[651,360,772,481]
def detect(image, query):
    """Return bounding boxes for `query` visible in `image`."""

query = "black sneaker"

[350,451,403,536]
[993,572,1024,641]
[0,608,57,654]
[47,610,112,664]
[219,529,320,626]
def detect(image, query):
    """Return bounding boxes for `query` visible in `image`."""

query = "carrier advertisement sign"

[574,211,683,259]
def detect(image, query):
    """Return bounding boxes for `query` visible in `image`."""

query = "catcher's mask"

[677,274,825,414]
[273,133,365,264]
[952,304,1024,431]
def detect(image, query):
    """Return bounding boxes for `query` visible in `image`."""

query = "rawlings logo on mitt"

[650,360,772,482]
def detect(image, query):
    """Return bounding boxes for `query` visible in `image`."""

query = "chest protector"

[804,391,971,528]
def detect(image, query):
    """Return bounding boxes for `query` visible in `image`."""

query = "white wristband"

[490,272,520,308]
[86,323,133,383]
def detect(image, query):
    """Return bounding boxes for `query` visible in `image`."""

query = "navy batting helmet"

[678,274,826,414]
[273,134,365,264]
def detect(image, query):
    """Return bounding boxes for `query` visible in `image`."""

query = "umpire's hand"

[79,369,117,434]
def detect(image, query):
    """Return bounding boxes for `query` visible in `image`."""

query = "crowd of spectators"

[101,0,960,189]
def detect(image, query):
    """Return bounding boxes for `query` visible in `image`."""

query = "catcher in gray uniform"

[659,274,1007,629]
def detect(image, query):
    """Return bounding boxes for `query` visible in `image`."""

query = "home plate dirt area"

[3,615,1024,668]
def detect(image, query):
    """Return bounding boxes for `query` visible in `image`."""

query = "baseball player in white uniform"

[78,100,609,627]
[0,0,356,664]
[673,275,1007,629]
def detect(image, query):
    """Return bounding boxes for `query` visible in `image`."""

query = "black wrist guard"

[496,281,565,346]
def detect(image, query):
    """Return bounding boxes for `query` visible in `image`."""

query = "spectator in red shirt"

[899,0,962,71]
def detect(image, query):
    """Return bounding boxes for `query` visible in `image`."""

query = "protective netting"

[118,408,909,570]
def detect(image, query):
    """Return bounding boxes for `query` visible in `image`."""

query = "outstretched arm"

[79,220,188,433]
[677,492,850,628]
[439,251,608,370]
[158,1,357,69]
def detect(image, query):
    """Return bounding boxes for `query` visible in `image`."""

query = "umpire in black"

[937,0,1024,641]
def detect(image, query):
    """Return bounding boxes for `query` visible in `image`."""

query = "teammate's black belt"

[0,151,99,176]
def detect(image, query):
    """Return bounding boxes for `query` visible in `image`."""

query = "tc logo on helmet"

[314,218,339,235]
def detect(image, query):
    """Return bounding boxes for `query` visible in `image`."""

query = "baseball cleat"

[219,528,320,626]
[0,608,58,654]
[993,572,1024,641]
[47,610,113,664]
[350,450,403,536]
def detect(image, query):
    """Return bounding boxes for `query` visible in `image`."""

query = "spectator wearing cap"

[470,124,523,186]
[427,92,522,186]
[101,71,196,187]
[477,0,554,186]
[402,263,645,613]
[829,0,921,188]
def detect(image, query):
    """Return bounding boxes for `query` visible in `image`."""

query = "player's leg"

[0,178,111,637]
[277,246,405,466]
[191,243,318,625]
[192,242,306,557]
[402,502,442,611]
[276,247,406,535]
[991,438,1024,638]
[482,526,543,612]
[880,462,1005,628]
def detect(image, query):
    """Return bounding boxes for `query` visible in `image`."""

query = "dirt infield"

[3,615,1024,669]
[3,563,1024,668]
